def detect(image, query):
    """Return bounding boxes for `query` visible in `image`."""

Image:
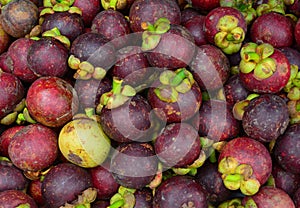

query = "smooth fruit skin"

[190,44,230,91]
[242,186,295,208]
[129,0,181,33]
[274,123,300,174]
[0,71,24,119]
[0,189,38,208]
[250,12,294,48]
[8,124,58,172]
[0,125,25,157]
[153,175,208,208]
[73,0,101,27]
[42,163,92,208]
[219,137,272,185]
[26,76,79,128]
[58,118,111,168]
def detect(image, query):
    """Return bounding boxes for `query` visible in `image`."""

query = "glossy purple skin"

[196,99,240,142]
[129,0,181,33]
[242,94,289,143]
[8,124,58,172]
[274,124,300,174]
[219,137,272,185]
[0,160,28,192]
[74,77,112,110]
[0,71,24,119]
[182,15,207,46]
[181,7,200,25]
[100,94,153,143]
[89,163,119,200]
[70,32,116,70]
[203,7,247,45]
[41,12,84,41]
[0,189,38,208]
[110,142,158,189]
[251,12,294,48]
[0,125,25,157]
[154,122,201,168]
[242,186,295,208]
[278,47,300,69]
[190,44,230,91]
[195,162,232,205]
[146,24,195,69]
[272,162,300,196]
[134,188,153,208]
[5,37,38,83]
[42,163,92,208]
[223,74,250,107]
[27,38,69,77]
[191,0,220,11]
[91,10,131,49]
[153,175,208,208]
[73,0,101,27]
[111,46,152,87]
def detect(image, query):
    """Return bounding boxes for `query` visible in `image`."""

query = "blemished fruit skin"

[0,189,38,207]
[58,118,111,168]
[26,76,79,128]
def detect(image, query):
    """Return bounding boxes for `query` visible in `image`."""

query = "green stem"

[171,68,186,86]
[112,78,123,95]
[109,199,125,208]
[109,0,118,9]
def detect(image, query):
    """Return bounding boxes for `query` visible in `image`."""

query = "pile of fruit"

[1,0,300,207]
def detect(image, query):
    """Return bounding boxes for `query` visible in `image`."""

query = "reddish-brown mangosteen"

[42,163,92,208]
[142,19,195,69]
[0,71,24,120]
[189,44,230,91]
[0,0,39,38]
[147,68,202,123]
[203,6,247,54]
[41,11,84,42]
[73,0,101,27]
[153,175,208,207]
[189,0,220,11]
[129,0,181,33]
[239,42,291,94]
[182,15,208,46]
[0,160,28,192]
[0,189,38,207]
[28,179,46,207]
[154,122,201,168]
[5,37,38,83]
[242,94,289,143]
[0,125,25,157]
[197,99,240,142]
[8,123,58,172]
[26,76,79,128]
[273,123,300,175]
[0,23,10,54]
[27,37,69,78]
[91,9,131,49]
[110,142,158,189]
[250,12,294,48]
[218,137,272,196]
[242,186,295,208]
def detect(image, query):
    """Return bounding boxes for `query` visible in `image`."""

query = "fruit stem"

[109,199,125,208]
[109,0,118,10]
[171,68,186,86]
[112,78,123,95]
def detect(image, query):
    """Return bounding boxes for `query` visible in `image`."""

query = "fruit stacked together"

[0,0,300,207]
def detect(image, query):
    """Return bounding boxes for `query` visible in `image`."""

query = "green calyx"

[219,0,257,25]
[244,198,258,208]
[287,100,300,124]
[232,93,260,120]
[109,186,136,208]
[239,42,277,80]
[218,198,244,208]
[42,27,71,49]
[99,77,136,109]
[60,188,97,208]
[256,0,286,16]
[214,15,246,54]
[284,64,300,100]
[41,0,82,18]
[154,68,194,103]
[218,157,260,196]
[68,55,107,80]
[141,18,171,51]
[101,0,127,10]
